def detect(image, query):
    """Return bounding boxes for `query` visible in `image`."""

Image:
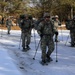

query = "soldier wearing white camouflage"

[53,15,61,42]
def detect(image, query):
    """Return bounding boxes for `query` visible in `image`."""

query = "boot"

[55,39,59,42]
[46,54,53,62]
[26,45,30,50]
[70,44,75,47]
[8,32,10,34]
[40,60,48,65]
[22,47,27,52]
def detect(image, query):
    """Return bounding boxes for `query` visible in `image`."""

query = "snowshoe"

[46,54,53,62]
[46,57,53,63]
[7,32,10,35]
[40,60,48,65]
[26,47,30,50]
[26,45,31,50]
[22,48,28,52]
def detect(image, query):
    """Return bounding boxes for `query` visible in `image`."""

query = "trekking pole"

[33,29,37,50]
[60,26,63,41]
[33,39,41,60]
[65,34,69,46]
[55,35,58,62]
[18,32,22,49]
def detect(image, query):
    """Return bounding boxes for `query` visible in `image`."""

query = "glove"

[31,24,34,28]
[55,31,58,36]
[55,38,58,42]
[58,23,61,26]
[40,34,43,38]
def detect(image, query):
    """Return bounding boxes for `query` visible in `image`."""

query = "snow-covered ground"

[0,29,75,75]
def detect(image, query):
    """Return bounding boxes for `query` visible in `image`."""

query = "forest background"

[0,0,75,29]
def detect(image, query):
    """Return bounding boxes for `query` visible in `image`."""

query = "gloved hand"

[31,24,34,28]
[55,38,58,42]
[58,23,61,26]
[55,31,58,36]
[40,34,43,38]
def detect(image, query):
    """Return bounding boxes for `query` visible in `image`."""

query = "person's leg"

[70,31,74,46]
[26,33,31,49]
[41,38,47,63]
[7,26,10,34]
[72,32,75,47]
[22,33,25,50]
[47,38,54,62]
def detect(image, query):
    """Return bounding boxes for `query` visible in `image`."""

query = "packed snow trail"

[0,30,75,75]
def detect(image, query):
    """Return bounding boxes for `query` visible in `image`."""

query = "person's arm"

[37,22,44,37]
[58,20,61,26]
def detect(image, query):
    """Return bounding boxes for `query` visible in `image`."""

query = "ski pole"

[65,34,69,46]
[60,26,63,41]
[55,35,58,62]
[18,32,22,49]
[33,29,37,51]
[33,39,41,60]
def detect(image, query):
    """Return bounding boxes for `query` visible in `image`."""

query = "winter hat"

[55,15,59,18]
[43,13,50,18]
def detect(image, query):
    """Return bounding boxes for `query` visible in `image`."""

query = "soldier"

[37,13,58,65]
[66,16,75,47]
[6,17,12,34]
[53,15,61,42]
[19,14,32,51]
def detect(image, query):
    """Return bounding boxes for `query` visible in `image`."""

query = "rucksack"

[66,19,72,30]
[34,18,44,30]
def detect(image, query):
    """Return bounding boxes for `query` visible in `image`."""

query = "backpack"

[34,18,44,30]
[66,19,72,30]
